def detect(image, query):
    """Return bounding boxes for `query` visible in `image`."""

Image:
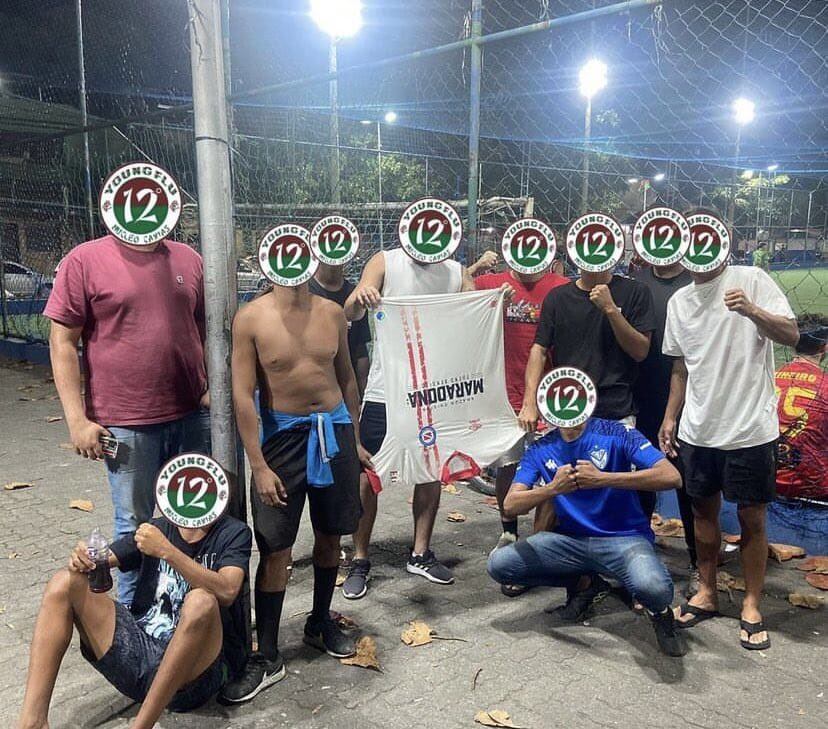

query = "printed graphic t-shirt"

[534,276,656,420]
[309,277,372,370]
[775,359,828,500]
[475,270,569,412]
[663,265,795,449]
[514,418,664,539]
[44,235,207,426]
[110,515,252,675]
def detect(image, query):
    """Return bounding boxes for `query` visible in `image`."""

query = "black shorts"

[81,602,227,712]
[359,401,387,456]
[679,439,777,505]
[252,423,362,553]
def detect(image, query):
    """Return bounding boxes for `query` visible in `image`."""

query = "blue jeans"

[487,531,674,613]
[105,409,211,604]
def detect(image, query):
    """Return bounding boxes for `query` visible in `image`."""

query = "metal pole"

[75,0,95,238]
[425,156,429,195]
[754,171,762,243]
[768,178,775,253]
[727,127,741,228]
[581,98,591,214]
[329,40,341,207]
[187,0,240,504]
[466,0,483,250]
[377,121,384,249]
[785,188,794,252]
[805,190,814,252]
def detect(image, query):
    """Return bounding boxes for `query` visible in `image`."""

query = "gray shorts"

[81,602,227,712]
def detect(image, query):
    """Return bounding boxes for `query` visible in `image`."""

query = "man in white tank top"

[341,248,474,597]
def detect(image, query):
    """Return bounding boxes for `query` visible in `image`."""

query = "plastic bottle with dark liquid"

[87,527,113,594]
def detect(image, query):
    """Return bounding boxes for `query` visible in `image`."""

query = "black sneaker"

[219,651,286,704]
[406,550,455,584]
[650,608,688,657]
[303,615,357,658]
[342,558,371,600]
[554,575,611,622]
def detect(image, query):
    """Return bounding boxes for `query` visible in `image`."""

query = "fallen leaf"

[401,620,434,647]
[3,482,34,491]
[339,636,380,671]
[474,709,524,728]
[59,443,74,451]
[769,543,806,562]
[723,534,741,545]
[652,518,684,538]
[447,511,466,523]
[329,611,358,630]
[335,571,346,587]
[45,416,63,423]
[716,570,745,592]
[796,556,828,573]
[472,667,482,690]
[805,573,828,591]
[788,593,824,609]
[650,513,664,527]
[8,552,20,559]
[442,483,459,495]
[69,499,94,512]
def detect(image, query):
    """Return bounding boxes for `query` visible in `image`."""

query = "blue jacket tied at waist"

[260,401,352,487]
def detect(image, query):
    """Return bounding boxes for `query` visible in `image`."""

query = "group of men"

[16,218,820,726]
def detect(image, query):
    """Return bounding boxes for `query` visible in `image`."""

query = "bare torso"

[246,289,345,415]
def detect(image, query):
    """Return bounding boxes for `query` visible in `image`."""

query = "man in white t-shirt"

[340,248,475,597]
[659,263,798,651]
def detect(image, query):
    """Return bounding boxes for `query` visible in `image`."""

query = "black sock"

[255,588,285,661]
[501,519,518,537]
[311,564,338,622]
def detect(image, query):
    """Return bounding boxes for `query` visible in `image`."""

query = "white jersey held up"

[362,249,463,404]
[662,265,795,450]
[371,289,525,487]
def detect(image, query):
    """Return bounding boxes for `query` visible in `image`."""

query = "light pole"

[766,163,778,251]
[579,59,607,214]
[367,111,396,249]
[310,0,363,207]
[728,96,755,228]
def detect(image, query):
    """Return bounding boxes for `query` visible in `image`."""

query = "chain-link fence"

[1,0,826,345]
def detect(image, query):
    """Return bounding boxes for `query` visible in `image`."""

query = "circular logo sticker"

[501,218,557,275]
[683,212,731,273]
[398,198,462,264]
[258,224,318,286]
[155,453,229,529]
[632,207,691,266]
[536,367,597,428]
[310,215,360,266]
[418,425,437,447]
[99,162,181,246]
[566,213,625,272]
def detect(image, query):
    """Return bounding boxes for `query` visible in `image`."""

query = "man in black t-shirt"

[310,264,372,397]
[17,515,251,729]
[632,263,697,593]
[520,268,656,431]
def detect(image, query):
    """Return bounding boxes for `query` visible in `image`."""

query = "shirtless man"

[221,281,370,703]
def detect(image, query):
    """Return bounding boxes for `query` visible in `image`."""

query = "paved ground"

[1,358,826,729]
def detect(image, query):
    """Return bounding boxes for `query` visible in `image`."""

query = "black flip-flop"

[740,619,771,651]
[675,602,720,628]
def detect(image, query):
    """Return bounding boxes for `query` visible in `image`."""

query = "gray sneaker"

[342,558,371,600]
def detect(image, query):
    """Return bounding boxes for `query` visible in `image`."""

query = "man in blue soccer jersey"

[487,416,686,657]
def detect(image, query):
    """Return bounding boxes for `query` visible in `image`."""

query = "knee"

[313,534,341,565]
[44,568,85,602]
[487,546,515,584]
[737,504,766,534]
[634,571,674,610]
[180,588,219,626]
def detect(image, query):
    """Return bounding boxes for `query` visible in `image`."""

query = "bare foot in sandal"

[740,605,770,650]
[674,591,719,627]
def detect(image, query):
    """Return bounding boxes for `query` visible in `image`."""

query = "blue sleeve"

[513,445,547,488]
[624,428,665,470]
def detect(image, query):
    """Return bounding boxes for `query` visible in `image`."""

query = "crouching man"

[16,515,251,729]
[487,416,686,657]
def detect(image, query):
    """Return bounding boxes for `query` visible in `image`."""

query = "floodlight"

[732,97,755,126]
[767,163,778,172]
[360,119,372,125]
[626,177,639,184]
[653,173,666,182]
[578,59,608,100]
[384,111,398,124]
[310,0,363,39]
[741,170,754,179]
